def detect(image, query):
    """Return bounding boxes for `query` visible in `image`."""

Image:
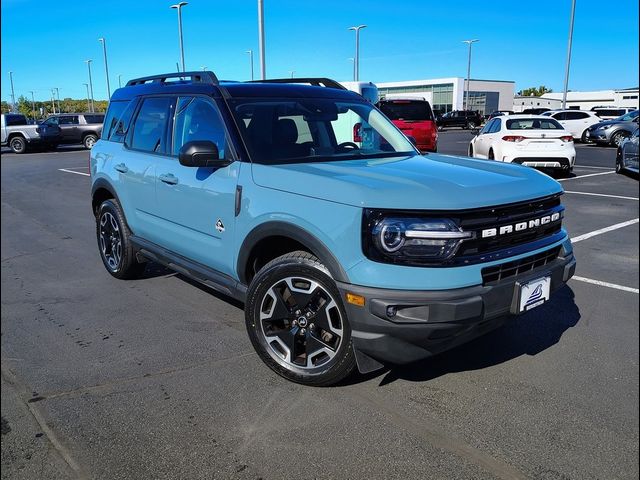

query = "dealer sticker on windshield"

[519,276,551,312]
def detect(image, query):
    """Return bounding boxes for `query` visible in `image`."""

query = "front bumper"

[337,249,576,367]
[585,129,610,143]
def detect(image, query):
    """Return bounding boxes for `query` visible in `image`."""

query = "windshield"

[506,118,563,130]
[617,110,639,122]
[378,100,434,121]
[229,98,417,165]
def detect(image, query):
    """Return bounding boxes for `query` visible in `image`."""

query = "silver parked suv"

[586,110,639,147]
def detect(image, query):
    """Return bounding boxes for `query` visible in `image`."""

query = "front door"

[153,96,240,278]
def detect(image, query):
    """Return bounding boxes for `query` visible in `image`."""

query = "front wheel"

[611,131,629,148]
[245,251,356,386]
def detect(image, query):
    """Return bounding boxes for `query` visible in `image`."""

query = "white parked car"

[468,115,576,174]
[541,110,601,141]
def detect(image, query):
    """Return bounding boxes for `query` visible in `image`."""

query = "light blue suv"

[91,72,576,386]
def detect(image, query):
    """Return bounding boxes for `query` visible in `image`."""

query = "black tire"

[611,131,629,148]
[488,148,495,160]
[615,149,623,174]
[245,251,357,386]
[468,144,474,157]
[580,130,589,143]
[9,136,27,154]
[83,133,98,150]
[96,199,145,279]
[437,125,444,132]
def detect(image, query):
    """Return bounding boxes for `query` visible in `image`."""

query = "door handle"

[114,163,128,173]
[159,173,179,185]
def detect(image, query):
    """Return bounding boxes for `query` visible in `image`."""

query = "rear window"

[379,100,434,122]
[5,114,28,126]
[84,114,105,124]
[506,118,563,130]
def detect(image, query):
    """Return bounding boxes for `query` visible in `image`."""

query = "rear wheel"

[611,131,629,148]
[580,130,589,143]
[245,251,356,386]
[488,148,495,160]
[96,199,145,279]
[83,133,98,149]
[468,144,474,157]
[616,149,624,174]
[9,136,27,154]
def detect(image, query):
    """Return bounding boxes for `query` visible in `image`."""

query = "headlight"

[364,212,474,265]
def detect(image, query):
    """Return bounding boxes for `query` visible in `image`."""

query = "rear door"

[153,95,240,277]
[58,115,80,142]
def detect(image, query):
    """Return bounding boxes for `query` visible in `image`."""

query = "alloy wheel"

[99,211,122,271]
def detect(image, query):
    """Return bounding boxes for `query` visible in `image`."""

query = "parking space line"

[571,276,639,294]
[572,165,613,170]
[564,191,639,201]
[558,171,615,182]
[58,168,90,177]
[571,218,639,243]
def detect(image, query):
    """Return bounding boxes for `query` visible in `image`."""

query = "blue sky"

[2,0,638,102]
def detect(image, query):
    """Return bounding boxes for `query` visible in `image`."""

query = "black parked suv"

[436,110,483,130]
[40,113,104,149]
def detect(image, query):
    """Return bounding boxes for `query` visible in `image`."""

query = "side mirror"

[178,140,230,168]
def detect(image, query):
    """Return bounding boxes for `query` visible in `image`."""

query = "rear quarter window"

[102,101,135,141]
[5,114,28,126]
[84,114,105,124]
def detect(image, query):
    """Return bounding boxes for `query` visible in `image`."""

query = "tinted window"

[551,112,566,120]
[103,101,135,141]
[130,97,173,153]
[618,110,639,122]
[5,114,28,126]
[489,118,502,133]
[43,117,59,126]
[59,116,79,125]
[84,114,105,124]
[479,119,494,134]
[506,118,563,130]
[172,97,228,157]
[379,100,434,121]
[565,111,589,120]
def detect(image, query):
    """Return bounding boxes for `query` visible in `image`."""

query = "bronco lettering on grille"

[481,212,561,239]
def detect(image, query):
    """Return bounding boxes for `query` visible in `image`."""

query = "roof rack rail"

[248,77,347,90]
[126,71,219,87]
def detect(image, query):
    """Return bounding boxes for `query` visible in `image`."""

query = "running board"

[130,236,247,302]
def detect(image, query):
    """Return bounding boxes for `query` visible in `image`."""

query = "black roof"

[110,74,361,103]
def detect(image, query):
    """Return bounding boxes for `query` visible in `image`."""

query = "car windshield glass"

[229,98,417,165]
[378,101,434,121]
[506,118,563,130]
[617,110,639,122]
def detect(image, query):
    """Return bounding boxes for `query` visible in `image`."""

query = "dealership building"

[376,78,515,115]
[513,87,639,112]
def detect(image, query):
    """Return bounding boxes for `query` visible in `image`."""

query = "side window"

[171,96,228,157]
[59,116,79,125]
[130,97,173,153]
[553,112,567,121]
[479,119,494,134]
[84,114,105,124]
[43,117,59,126]
[566,111,588,120]
[490,118,502,133]
[104,100,136,142]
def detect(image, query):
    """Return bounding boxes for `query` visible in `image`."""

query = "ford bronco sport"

[91,72,576,386]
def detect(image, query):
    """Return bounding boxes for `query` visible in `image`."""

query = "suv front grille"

[481,246,561,285]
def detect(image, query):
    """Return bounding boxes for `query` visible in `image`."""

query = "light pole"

[257,0,266,79]
[54,87,61,113]
[347,58,355,82]
[562,0,576,109]
[83,84,91,112]
[289,70,295,78]
[28,91,36,120]
[50,90,56,115]
[348,25,367,81]
[98,37,111,99]
[85,60,95,113]
[462,39,479,111]
[170,2,188,72]
[118,74,123,88]
[8,71,16,112]
[246,50,254,81]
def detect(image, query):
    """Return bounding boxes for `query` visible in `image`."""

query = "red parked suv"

[378,98,438,152]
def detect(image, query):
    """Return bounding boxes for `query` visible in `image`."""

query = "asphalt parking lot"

[1,132,638,479]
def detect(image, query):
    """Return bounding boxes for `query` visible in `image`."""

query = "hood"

[592,119,634,128]
[251,154,562,210]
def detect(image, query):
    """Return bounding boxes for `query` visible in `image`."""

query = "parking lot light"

[462,39,479,111]
[54,87,61,114]
[28,91,36,120]
[246,50,254,81]
[98,38,111,99]
[85,60,95,113]
[83,83,91,112]
[8,71,16,112]
[118,74,123,89]
[170,2,188,72]
[562,0,577,110]
[348,25,367,81]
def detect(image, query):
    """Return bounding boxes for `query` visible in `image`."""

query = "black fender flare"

[91,177,122,213]
[237,221,350,285]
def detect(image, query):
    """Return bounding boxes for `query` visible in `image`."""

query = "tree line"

[1,96,108,120]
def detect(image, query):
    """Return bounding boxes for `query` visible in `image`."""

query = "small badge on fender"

[215,219,225,233]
